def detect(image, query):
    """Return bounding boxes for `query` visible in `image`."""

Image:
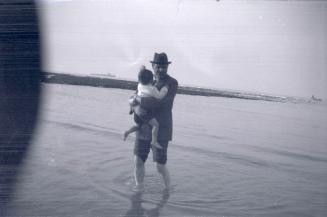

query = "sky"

[39,0,327,98]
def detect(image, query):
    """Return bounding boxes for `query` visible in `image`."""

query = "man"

[130,52,178,192]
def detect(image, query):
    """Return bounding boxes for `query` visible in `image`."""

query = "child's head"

[138,67,153,85]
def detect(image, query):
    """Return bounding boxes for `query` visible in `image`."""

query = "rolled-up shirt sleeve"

[159,80,178,106]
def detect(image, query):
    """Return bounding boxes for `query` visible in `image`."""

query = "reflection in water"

[124,190,170,217]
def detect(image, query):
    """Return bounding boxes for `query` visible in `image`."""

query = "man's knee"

[134,155,144,168]
[156,163,166,173]
[149,118,159,128]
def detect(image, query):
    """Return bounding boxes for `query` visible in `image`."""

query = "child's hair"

[138,68,153,85]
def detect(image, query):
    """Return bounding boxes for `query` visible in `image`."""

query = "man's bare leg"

[156,163,171,192]
[133,155,145,191]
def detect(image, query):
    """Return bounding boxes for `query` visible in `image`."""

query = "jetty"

[42,72,308,103]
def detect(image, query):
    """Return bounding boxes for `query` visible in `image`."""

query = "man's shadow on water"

[123,190,170,217]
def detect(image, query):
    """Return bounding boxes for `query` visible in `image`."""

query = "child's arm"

[148,85,168,100]
[136,79,178,110]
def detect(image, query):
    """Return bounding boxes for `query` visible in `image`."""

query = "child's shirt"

[137,83,168,100]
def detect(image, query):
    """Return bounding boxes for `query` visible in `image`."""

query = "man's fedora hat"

[150,52,171,65]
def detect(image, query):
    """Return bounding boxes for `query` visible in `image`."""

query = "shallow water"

[6,83,327,217]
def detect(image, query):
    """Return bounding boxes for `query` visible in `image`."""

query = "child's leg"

[148,118,163,149]
[123,125,140,141]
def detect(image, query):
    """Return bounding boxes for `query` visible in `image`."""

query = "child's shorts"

[133,106,155,125]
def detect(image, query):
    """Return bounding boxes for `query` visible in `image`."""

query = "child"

[123,66,168,149]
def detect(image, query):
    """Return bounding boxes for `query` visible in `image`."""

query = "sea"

[5,83,327,217]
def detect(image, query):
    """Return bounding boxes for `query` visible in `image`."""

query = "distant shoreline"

[41,72,314,103]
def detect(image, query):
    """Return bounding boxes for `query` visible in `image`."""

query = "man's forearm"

[136,96,161,109]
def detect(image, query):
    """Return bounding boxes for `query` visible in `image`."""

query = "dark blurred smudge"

[0,0,42,214]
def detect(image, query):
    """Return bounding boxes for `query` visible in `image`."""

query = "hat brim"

[150,61,172,64]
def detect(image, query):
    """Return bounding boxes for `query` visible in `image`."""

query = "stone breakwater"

[42,72,313,103]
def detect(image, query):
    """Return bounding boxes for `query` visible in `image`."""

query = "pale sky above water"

[39,0,327,98]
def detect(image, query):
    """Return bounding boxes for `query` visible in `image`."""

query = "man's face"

[152,63,169,80]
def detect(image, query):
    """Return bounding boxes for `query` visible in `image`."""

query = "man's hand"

[129,95,141,106]
[128,95,136,106]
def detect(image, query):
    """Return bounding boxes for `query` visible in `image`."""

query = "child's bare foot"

[123,131,129,141]
[151,141,163,149]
